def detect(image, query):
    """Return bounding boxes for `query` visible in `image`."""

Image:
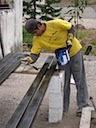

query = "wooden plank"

[5,56,54,128]
[0,53,26,85]
[79,107,93,128]
[16,57,57,128]
[15,63,39,74]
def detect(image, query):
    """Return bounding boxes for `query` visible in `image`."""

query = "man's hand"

[26,56,33,64]
[21,53,40,64]
[66,33,74,50]
[66,40,72,49]
[21,56,33,64]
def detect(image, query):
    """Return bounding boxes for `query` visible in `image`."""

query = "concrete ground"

[0,53,96,128]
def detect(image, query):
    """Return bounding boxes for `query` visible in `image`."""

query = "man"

[25,18,89,117]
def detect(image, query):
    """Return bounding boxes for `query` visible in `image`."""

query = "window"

[0,0,14,9]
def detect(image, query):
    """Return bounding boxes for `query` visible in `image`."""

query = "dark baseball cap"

[25,19,38,33]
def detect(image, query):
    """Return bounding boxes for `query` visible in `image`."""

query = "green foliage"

[23,0,62,20]
[65,0,87,36]
[77,32,87,39]
[68,0,87,23]
[91,49,96,55]
[91,41,96,46]
[38,3,62,20]
[23,0,41,19]
[23,26,33,44]
[46,0,61,4]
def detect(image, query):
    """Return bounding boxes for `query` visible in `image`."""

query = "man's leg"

[71,50,89,116]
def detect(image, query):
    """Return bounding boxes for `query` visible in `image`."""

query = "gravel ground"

[0,53,96,128]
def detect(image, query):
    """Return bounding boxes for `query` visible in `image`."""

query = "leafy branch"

[65,0,88,36]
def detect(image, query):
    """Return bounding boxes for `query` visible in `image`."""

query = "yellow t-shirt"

[31,19,82,57]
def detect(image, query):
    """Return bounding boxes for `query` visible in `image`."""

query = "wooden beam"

[5,56,55,128]
[79,107,94,128]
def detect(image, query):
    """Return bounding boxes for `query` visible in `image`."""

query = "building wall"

[0,0,46,58]
[0,0,23,58]
[0,10,15,56]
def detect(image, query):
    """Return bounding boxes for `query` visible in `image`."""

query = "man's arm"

[67,25,75,49]
[26,53,40,64]
[68,25,75,35]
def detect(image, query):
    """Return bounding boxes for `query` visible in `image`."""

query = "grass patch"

[91,41,96,46]
[23,26,33,44]
[77,32,87,40]
[77,29,96,55]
